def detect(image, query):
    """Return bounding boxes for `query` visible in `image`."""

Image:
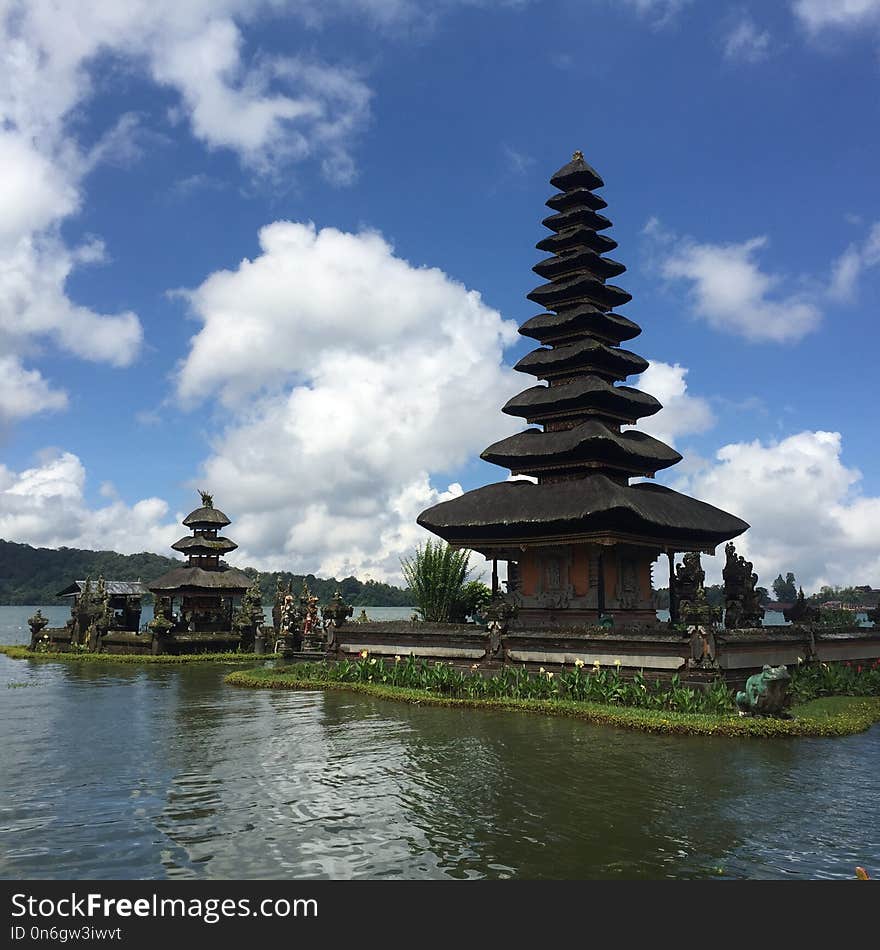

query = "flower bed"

[225,655,880,738]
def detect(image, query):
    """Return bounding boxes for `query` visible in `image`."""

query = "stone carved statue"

[68,576,112,650]
[27,609,49,650]
[322,589,353,629]
[735,664,791,717]
[298,582,324,651]
[783,588,820,624]
[484,594,518,658]
[322,589,353,650]
[233,580,265,650]
[680,587,721,627]
[675,552,705,608]
[723,543,764,628]
[688,623,718,668]
[272,578,288,635]
[618,559,639,610]
[675,553,720,627]
[277,592,298,652]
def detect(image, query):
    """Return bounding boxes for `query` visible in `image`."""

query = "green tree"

[400,540,481,622]
[453,580,492,622]
[772,573,798,602]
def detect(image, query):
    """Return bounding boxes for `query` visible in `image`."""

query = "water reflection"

[0,656,877,880]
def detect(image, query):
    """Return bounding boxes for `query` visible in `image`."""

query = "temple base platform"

[329,620,880,688]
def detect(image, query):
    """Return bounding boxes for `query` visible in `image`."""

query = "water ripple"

[1,656,877,879]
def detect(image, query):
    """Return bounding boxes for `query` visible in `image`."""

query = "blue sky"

[0,0,878,589]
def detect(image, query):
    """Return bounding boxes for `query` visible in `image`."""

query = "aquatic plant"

[272,654,738,715]
[789,658,880,703]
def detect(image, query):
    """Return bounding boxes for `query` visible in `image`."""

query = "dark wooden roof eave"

[148,566,252,593]
[417,477,749,551]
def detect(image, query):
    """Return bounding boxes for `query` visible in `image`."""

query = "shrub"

[400,540,485,622]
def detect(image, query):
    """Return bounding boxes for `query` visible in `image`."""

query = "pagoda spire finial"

[199,489,214,509]
[572,149,584,161]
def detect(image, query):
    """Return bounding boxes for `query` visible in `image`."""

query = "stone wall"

[331,620,880,687]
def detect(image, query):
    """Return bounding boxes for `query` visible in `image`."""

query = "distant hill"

[0,539,413,607]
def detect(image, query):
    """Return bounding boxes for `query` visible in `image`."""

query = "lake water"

[1,606,878,880]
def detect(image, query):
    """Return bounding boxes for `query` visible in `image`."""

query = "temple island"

[26,153,880,685]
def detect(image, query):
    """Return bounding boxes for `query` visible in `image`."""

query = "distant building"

[148,492,251,635]
[56,579,147,632]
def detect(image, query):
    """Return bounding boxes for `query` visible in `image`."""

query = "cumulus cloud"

[722,15,772,62]
[670,431,880,591]
[792,0,880,32]
[0,357,68,424]
[0,452,178,554]
[661,235,821,343]
[176,221,522,580]
[644,218,823,343]
[626,361,715,447]
[0,1,385,424]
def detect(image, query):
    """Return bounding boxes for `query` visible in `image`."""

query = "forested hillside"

[0,540,412,606]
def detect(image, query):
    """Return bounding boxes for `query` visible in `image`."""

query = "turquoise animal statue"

[735,664,791,717]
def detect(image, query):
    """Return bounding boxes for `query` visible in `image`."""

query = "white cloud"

[648,221,823,343]
[620,0,693,24]
[792,0,880,32]
[502,144,535,177]
[176,220,521,581]
[0,1,384,424]
[0,452,178,555]
[626,361,715,447]
[671,430,880,591]
[0,356,68,423]
[2,1,540,425]
[829,221,880,302]
[723,15,772,61]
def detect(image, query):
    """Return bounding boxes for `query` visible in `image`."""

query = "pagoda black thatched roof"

[418,477,749,552]
[550,154,604,191]
[514,339,648,380]
[416,150,748,553]
[482,422,681,477]
[148,566,252,594]
[503,378,661,425]
[519,306,641,345]
[182,506,231,528]
[171,535,238,554]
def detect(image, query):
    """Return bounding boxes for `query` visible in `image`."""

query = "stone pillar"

[668,551,678,624]
[597,550,606,615]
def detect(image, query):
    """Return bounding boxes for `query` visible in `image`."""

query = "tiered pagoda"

[148,491,252,633]
[418,152,748,627]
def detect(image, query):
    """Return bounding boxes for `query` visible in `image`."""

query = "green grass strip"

[0,644,259,665]
[225,667,880,738]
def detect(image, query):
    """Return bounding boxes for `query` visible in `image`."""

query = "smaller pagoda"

[148,491,252,637]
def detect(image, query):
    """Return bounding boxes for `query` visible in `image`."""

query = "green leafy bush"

[270,653,737,715]
[400,540,486,622]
